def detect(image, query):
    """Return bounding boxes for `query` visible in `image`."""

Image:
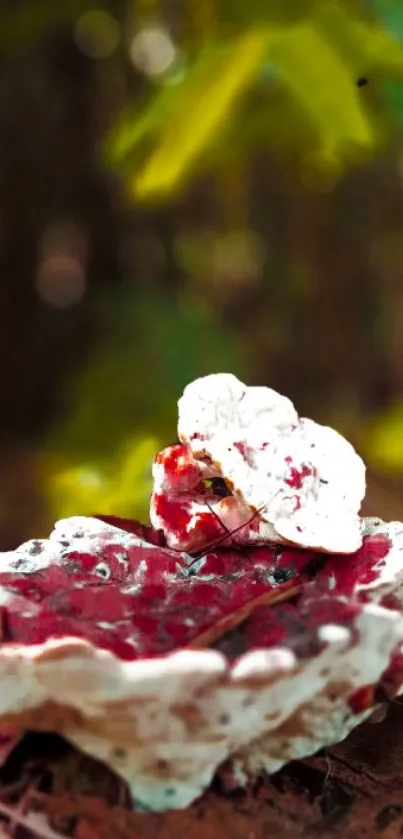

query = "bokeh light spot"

[74,10,120,59]
[129,27,176,77]
[36,255,87,308]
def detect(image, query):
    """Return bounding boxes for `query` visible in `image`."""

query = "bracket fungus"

[0,374,403,813]
[152,373,366,553]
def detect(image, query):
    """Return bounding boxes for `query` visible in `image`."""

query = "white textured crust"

[177,373,366,553]
[0,598,401,811]
[360,518,403,601]
[315,517,403,606]
[232,704,372,777]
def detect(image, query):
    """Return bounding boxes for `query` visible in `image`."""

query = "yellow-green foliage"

[364,403,403,471]
[43,293,247,523]
[106,0,403,200]
[47,436,159,523]
[133,29,272,198]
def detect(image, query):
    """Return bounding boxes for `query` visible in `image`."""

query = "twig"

[0,798,65,839]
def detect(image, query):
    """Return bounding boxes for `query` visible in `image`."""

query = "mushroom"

[1,376,402,813]
[166,373,366,554]
[0,515,401,811]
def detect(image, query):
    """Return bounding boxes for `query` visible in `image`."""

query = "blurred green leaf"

[133,28,272,199]
[105,83,180,166]
[313,2,403,77]
[106,1,403,201]
[363,402,403,471]
[383,79,403,123]
[218,0,316,27]
[271,22,374,162]
[47,435,158,523]
[369,0,403,42]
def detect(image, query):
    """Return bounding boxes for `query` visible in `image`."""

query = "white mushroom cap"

[178,374,366,553]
